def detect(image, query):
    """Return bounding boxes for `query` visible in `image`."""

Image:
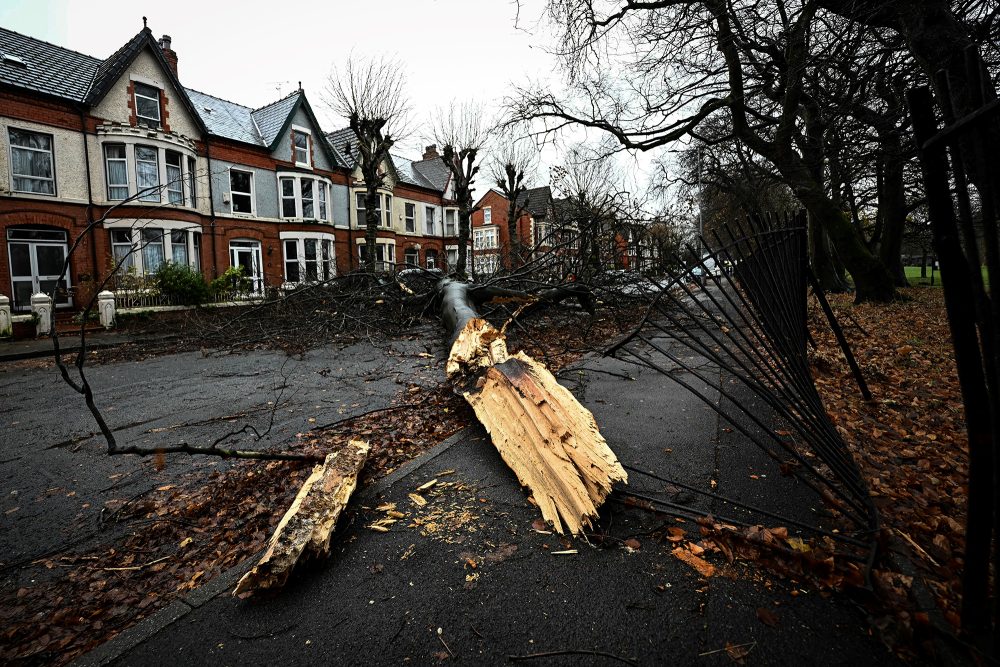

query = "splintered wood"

[448,318,626,535]
[233,440,369,596]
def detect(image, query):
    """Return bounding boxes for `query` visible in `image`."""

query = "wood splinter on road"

[440,279,627,535]
[233,440,370,596]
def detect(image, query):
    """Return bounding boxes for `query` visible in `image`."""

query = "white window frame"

[473,227,498,250]
[96,140,198,208]
[424,206,436,235]
[229,168,255,215]
[355,190,388,228]
[133,82,162,128]
[291,127,312,168]
[135,145,160,202]
[356,238,396,271]
[403,246,420,266]
[383,194,393,228]
[483,206,492,225]
[445,208,458,236]
[280,231,336,286]
[165,150,183,204]
[104,220,202,276]
[8,127,56,196]
[404,202,416,233]
[279,173,333,222]
[104,143,128,201]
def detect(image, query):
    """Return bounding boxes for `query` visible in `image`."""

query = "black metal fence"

[605,211,879,568]
[908,46,1000,646]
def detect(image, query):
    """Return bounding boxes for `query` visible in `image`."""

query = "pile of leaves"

[807,287,967,641]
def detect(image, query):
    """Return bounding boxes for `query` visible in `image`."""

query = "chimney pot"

[158,35,178,78]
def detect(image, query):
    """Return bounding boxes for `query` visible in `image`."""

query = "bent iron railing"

[605,211,880,569]
[908,46,1000,643]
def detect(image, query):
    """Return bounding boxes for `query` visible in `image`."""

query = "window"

[404,203,416,233]
[171,229,189,264]
[8,128,55,195]
[425,249,437,269]
[404,247,419,266]
[535,221,551,246]
[446,247,458,267]
[483,207,492,225]
[133,82,161,127]
[104,144,128,200]
[186,156,197,206]
[281,177,296,218]
[292,130,310,166]
[301,179,314,219]
[135,145,160,202]
[474,253,500,275]
[359,242,395,271]
[425,206,436,235]
[111,229,136,271]
[383,194,392,228]
[355,192,383,226]
[165,151,183,204]
[280,175,331,220]
[445,209,457,235]
[282,233,335,284]
[109,226,200,275]
[230,169,254,214]
[474,227,498,250]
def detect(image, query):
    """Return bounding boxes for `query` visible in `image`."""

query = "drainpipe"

[79,107,99,293]
[205,136,218,278]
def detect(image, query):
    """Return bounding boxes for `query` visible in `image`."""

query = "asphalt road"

[81,330,896,666]
[0,329,444,578]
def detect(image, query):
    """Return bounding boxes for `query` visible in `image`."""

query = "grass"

[904,265,990,288]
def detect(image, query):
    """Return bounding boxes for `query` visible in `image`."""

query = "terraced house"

[0,22,461,319]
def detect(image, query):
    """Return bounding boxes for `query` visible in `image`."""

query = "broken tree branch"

[439,278,626,534]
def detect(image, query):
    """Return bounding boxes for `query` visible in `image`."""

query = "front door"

[229,240,263,293]
[7,228,72,311]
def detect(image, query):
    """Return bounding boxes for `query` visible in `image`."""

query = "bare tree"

[489,130,539,268]
[431,101,490,277]
[326,56,410,273]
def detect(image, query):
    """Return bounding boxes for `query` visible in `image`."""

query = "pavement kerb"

[0,333,182,362]
[71,424,480,667]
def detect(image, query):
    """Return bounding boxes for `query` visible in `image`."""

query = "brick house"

[470,186,554,275]
[0,24,460,319]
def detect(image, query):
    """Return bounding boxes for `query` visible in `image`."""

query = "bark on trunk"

[234,440,370,596]
[440,279,625,534]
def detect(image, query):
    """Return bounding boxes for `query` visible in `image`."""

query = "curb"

[0,334,181,363]
[72,424,480,667]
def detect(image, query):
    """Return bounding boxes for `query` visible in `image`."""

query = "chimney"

[422,144,439,160]
[158,35,178,78]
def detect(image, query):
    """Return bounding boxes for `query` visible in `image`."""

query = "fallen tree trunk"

[234,440,369,596]
[440,279,626,534]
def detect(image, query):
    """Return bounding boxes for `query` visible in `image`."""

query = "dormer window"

[292,130,310,167]
[134,82,161,128]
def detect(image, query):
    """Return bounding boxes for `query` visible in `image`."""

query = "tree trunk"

[456,205,471,278]
[506,201,521,269]
[809,215,848,292]
[364,188,380,273]
[876,132,910,288]
[439,279,624,534]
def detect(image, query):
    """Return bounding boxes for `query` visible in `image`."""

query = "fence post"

[0,295,11,337]
[97,291,116,329]
[31,292,52,337]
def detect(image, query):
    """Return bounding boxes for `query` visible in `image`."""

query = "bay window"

[359,241,395,271]
[384,194,392,227]
[8,128,55,195]
[474,227,498,250]
[281,232,335,284]
[107,223,202,277]
[280,174,332,221]
[98,141,197,206]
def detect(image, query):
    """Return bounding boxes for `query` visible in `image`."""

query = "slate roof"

[185,88,262,145]
[326,127,358,167]
[515,186,553,218]
[392,154,437,190]
[251,92,300,146]
[0,27,100,102]
[85,29,148,104]
[410,156,451,192]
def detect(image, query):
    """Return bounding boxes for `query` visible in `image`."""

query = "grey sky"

[0,1,558,153]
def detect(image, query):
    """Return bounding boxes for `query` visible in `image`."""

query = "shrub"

[155,262,210,305]
[210,266,253,295]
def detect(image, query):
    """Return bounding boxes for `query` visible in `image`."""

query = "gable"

[90,45,202,138]
[274,105,335,171]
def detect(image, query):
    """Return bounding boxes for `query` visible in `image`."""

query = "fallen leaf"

[623,538,641,550]
[756,607,780,627]
[408,493,428,507]
[672,547,715,577]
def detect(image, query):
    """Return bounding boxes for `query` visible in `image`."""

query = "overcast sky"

[0,1,562,153]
